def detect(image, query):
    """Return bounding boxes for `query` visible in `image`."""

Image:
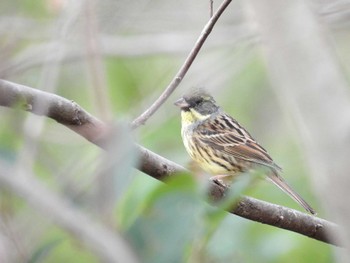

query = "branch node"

[315,223,323,231]
[175,76,182,83]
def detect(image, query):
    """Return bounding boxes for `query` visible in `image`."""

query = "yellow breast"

[180,110,235,176]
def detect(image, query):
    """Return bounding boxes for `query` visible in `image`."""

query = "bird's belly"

[182,128,240,176]
[196,159,231,175]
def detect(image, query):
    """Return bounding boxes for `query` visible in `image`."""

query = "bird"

[174,89,316,214]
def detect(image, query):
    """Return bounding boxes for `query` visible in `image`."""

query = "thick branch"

[0,79,339,245]
[231,196,337,245]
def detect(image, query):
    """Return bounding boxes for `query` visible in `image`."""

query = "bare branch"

[0,79,339,246]
[130,0,232,129]
[231,196,338,245]
[0,79,110,145]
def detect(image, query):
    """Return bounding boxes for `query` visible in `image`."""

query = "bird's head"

[174,89,219,123]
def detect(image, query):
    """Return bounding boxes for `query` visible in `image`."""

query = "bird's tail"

[267,171,316,215]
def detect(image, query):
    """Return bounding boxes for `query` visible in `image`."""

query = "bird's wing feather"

[195,113,281,171]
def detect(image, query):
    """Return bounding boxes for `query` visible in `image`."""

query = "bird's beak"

[174,97,190,109]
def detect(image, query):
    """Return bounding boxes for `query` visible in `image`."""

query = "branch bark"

[0,79,339,246]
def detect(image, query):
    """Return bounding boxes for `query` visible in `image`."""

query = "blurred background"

[0,0,349,262]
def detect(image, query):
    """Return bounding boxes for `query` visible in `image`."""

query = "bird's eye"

[195,98,202,104]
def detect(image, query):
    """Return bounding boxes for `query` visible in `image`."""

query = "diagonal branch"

[130,0,232,129]
[0,79,339,246]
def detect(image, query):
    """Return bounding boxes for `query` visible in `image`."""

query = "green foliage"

[124,174,202,263]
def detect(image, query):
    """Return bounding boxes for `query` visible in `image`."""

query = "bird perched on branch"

[174,89,315,214]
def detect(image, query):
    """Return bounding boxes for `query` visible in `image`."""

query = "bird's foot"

[210,175,231,188]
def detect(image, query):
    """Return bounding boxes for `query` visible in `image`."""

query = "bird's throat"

[181,109,210,126]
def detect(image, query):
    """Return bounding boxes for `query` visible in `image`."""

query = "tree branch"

[130,0,232,129]
[0,79,339,246]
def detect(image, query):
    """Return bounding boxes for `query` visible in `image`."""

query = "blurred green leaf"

[126,173,203,263]
[116,173,159,229]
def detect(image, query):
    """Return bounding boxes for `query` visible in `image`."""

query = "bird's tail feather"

[267,172,316,215]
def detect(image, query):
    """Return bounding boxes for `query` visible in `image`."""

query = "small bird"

[174,89,315,214]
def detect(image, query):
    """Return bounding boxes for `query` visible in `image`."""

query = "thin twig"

[210,0,214,17]
[130,0,232,129]
[0,79,339,246]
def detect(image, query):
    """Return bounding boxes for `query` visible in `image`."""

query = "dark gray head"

[174,89,219,116]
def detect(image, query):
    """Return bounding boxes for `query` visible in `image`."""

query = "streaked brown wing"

[196,112,281,171]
